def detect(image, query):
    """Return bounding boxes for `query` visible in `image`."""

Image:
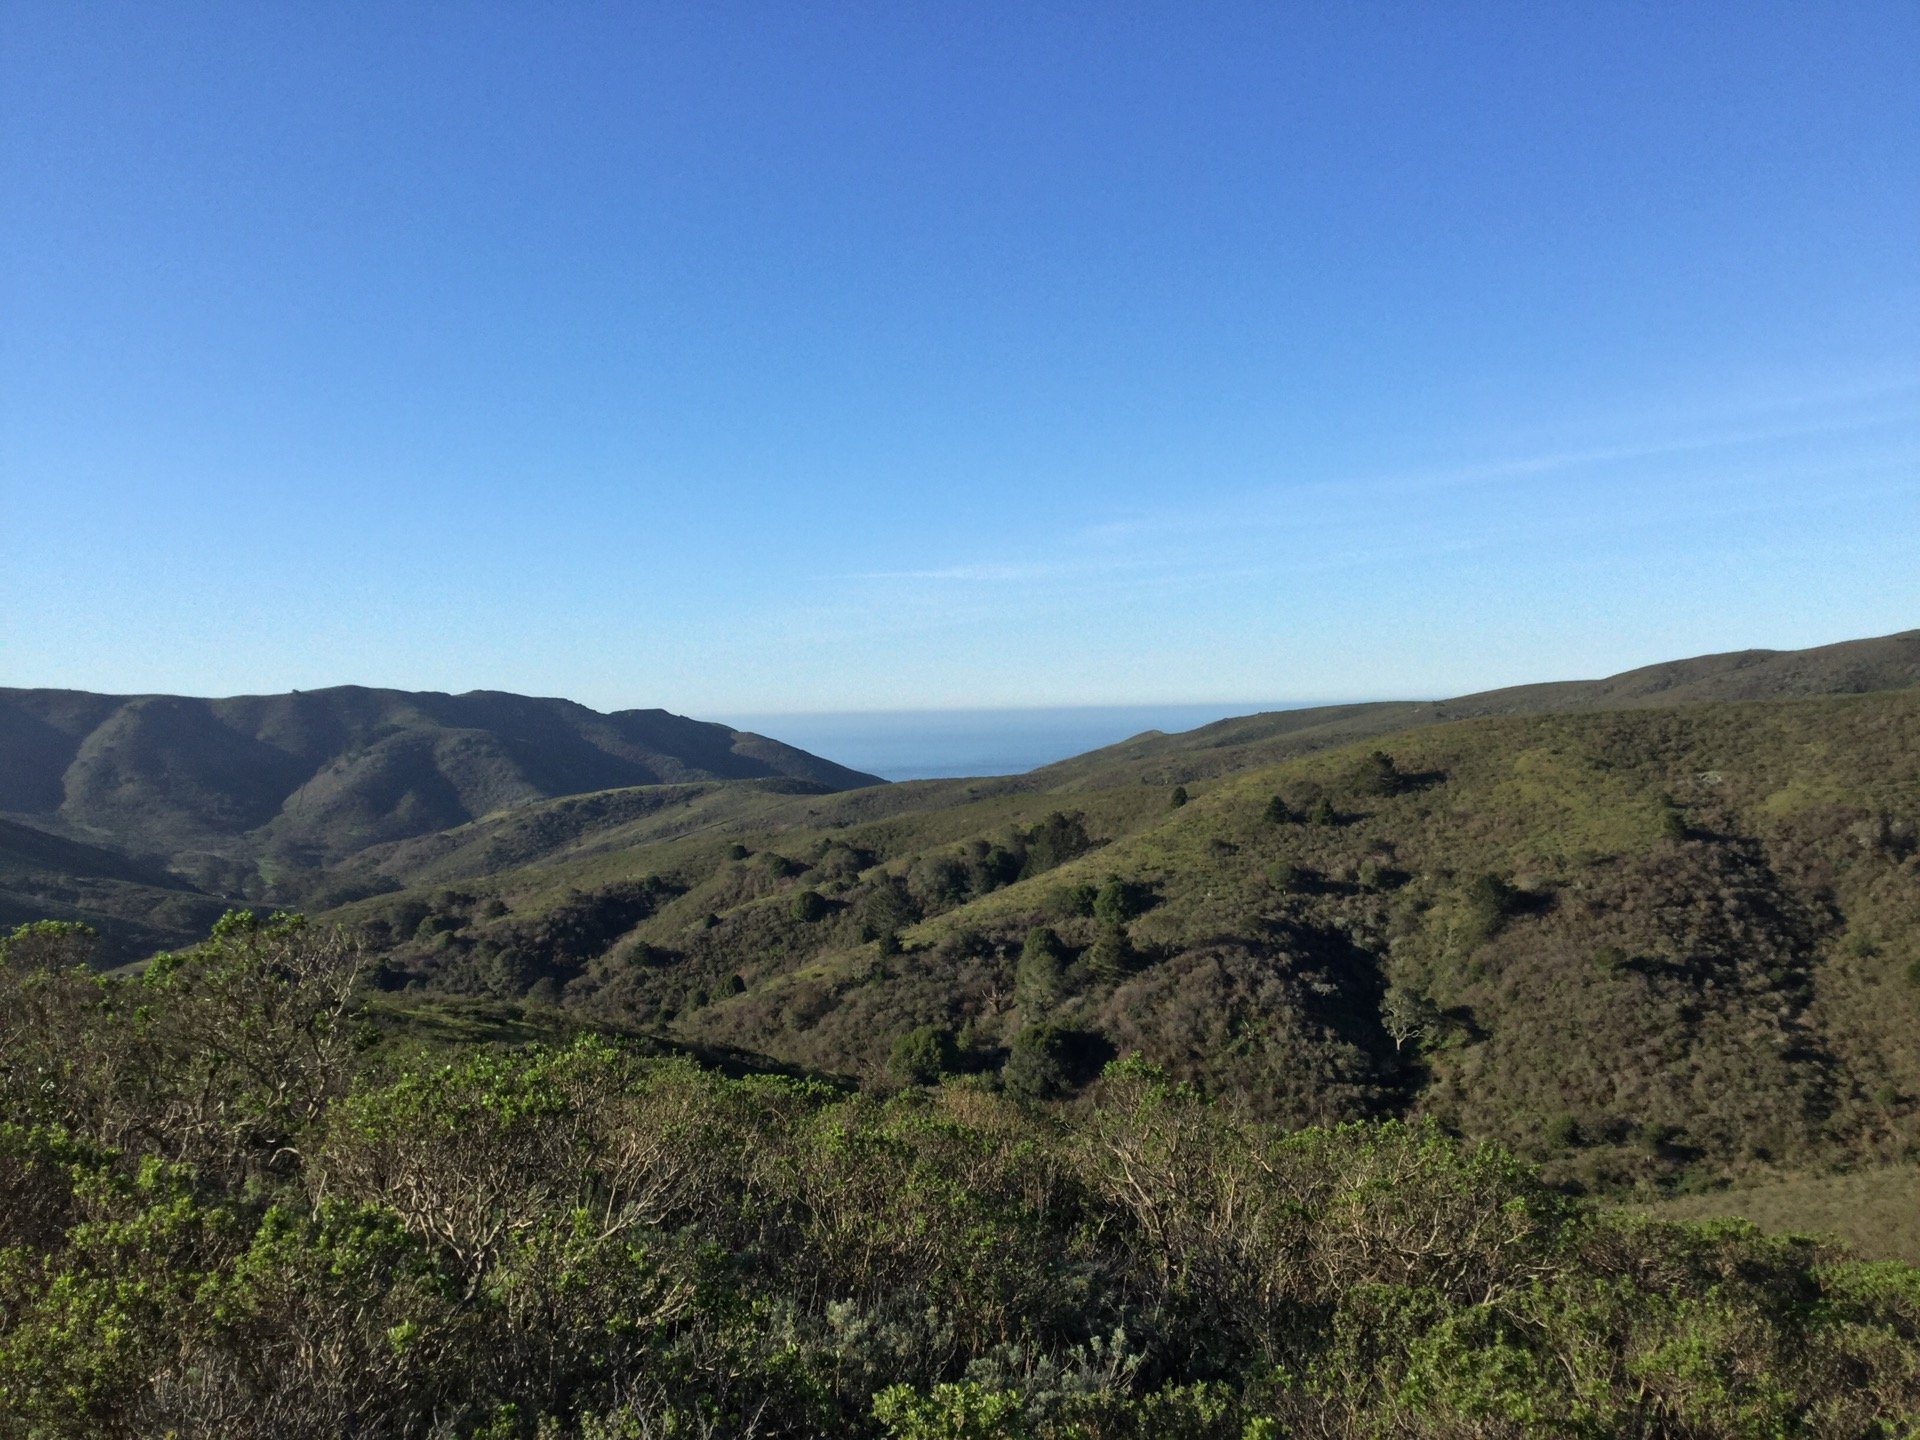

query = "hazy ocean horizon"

[721,702,1323,781]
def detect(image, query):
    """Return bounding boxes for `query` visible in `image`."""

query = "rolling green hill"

[341,683,1920,1215]
[8,633,1920,1213]
[7,631,1920,1425]
[1036,626,1920,785]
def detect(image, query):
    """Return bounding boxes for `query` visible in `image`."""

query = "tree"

[1351,750,1402,797]
[1002,1025,1073,1102]
[1085,925,1136,979]
[790,890,829,924]
[889,1025,960,1085]
[1020,812,1092,875]
[1016,927,1068,1008]
[1381,984,1442,1053]
[1057,882,1099,919]
[856,879,918,940]
[968,843,1023,893]
[1458,873,1520,944]
[1169,785,1188,808]
[0,919,98,972]
[1093,877,1148,926]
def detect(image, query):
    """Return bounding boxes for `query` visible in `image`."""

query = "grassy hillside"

[345,686,1920,1208]
[1638,1163,1920,1264]
[8,631,1920,1197]
[1038,626,1920,786]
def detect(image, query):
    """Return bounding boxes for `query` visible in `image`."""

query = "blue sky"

[4,3,1916,713]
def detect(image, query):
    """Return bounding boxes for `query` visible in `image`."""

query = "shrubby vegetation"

[4,916,1919,1436]
[310,693,1920,1223]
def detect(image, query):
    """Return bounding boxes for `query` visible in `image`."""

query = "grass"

[1635,1164,1920,1263]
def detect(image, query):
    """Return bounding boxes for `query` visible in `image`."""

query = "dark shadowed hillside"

[0,686,881,958]
[0,818,230,960]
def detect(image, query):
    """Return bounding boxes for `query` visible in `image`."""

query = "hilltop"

[1037,627,1920,784]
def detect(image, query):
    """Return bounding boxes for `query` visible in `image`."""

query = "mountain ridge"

[0,683,884,861]
[1038,628,1920,783]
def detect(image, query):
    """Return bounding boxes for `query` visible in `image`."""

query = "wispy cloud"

[1077,377,1920,547]
[808,375,1920,639]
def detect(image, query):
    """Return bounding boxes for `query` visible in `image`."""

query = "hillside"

[7,915,1914,1434]
[0,817,230,960]
[344,685,1920,1213]
[0,685,881,905]
[263,628,1916,904]
[7,632,1920,1202]
[1037,627,1920,785]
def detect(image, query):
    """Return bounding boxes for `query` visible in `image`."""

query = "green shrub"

[1003,1025,1074,1101]
[1017,927,1068,1008]
[1092,877,1150,926]
[1085,925,1137,979]
[890,1025,960,1084]
[0,919,98,972]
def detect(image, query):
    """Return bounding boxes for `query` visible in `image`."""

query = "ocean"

[721,703,1318,782]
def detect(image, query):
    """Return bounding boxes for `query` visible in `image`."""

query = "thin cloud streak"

[1077,378,1920,547]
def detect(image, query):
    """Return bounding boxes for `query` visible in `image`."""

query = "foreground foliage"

[3,918,1918,1437]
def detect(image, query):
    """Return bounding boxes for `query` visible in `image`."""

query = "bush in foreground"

[2,916,1917,1437]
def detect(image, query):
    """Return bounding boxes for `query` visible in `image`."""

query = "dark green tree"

[1084,924,1136,979]
[1092,877,1148,926]
[1021,812,1092,875]
[889,1024,960,1085]
[1001,1024,1073,1101]
[1459,873,1521,943]
[1016,927,1068,1008]
[1351,749,1402,797]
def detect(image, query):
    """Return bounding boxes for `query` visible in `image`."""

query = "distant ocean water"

[722,703,1319,782]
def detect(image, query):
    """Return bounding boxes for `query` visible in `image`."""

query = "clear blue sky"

[4,3,1916,714]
